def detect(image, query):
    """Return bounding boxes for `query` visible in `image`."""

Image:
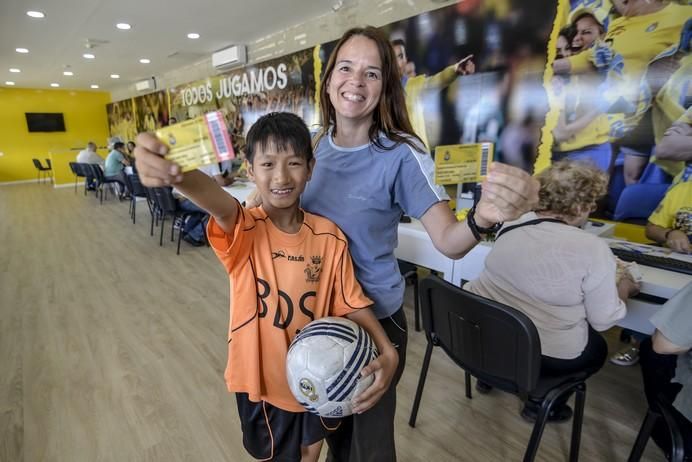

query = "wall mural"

[107,0,691,221]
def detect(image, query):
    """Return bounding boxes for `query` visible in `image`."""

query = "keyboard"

[610,247,692,276]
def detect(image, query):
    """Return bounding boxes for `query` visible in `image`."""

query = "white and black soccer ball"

[286,317,378,418]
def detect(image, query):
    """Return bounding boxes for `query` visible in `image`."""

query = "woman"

[135,26,538,462]
[466,160,640,421]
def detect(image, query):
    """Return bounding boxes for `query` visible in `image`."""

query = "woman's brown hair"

[315,26,425,152]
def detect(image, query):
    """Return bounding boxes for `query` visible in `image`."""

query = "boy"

[135,112,398,462]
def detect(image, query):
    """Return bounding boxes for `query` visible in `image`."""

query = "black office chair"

[628,394,687,462]
[150,187,207,254]
[398,260,421,332]
[88,164,124,204]
[409,275,588,462]
[32,158,51,184]
[123,173,150,224]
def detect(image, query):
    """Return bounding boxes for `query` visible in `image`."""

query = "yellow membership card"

[433,142,494,185]
[156,111,235,172]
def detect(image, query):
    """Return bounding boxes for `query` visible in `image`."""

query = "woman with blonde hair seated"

[466,160,640,422]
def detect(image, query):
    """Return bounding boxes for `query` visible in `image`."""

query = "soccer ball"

[286,317,378,418]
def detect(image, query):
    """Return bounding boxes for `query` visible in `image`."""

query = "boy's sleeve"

[330,246,373,317]
[206,199,254,273]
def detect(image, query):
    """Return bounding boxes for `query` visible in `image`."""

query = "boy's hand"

[351,345,398,414]
[134,132,184,187]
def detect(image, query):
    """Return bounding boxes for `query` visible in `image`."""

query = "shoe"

[182,234,204,247]
[520,402,573,424]
[475,380,493,395]
[609,346,639,366]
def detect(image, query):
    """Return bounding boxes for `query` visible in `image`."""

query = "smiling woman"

[301,25,540,462]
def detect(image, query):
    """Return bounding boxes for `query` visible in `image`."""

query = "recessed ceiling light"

[139,58,151,64]
[187,33,200,39]
[16,48,29,54]
[26,11,45,18]
[63,71,74,76]
[50,83,60,87]
[110,74,120,79]
[83,53,95,59]
[90,84,99,89]
[9,68,21,73]
[5,81,15,86]
[116,23,131,30]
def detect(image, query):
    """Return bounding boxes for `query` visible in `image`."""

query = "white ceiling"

[0,0,337,92]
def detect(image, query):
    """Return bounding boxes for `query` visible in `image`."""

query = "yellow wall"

[0,87,111,184]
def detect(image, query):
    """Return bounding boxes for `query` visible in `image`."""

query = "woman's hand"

[351,345,398,414]
[134,133,183,187]
[475,163,540,227]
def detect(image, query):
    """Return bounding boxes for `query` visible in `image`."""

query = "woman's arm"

[421,163,539,259]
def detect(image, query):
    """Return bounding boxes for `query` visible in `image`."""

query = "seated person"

[76,141,104,189]
[638,282,692,460]
[645,168,692,254]
[465,160,640,421]
[104,141,130,197]
[174,163,233,247]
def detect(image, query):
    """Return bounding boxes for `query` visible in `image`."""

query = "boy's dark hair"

[114,141,125,150]
[245,112,313,164]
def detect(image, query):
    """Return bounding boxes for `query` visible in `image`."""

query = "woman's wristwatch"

[467,205,502,241]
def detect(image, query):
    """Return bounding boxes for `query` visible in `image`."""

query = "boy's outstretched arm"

[345,308,399,414]
[135,132,239,233]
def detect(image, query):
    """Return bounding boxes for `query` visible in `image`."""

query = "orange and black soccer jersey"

[207,202,373,412]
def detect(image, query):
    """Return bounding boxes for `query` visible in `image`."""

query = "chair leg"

[100,186,104,204]
[569,383,586,462]
[523,399,555,462]
[159,216,166,246]
[657,399,686,462]
[628,408,658,462]
[177,227,183,255]
[171,217,176,242]
[150,210,155,236]
[465,371,472,399]
[409,340,434,428]
[413,274,421,332]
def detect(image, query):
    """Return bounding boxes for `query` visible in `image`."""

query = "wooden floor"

[0,183,665,462]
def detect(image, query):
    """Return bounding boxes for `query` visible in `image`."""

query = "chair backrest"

[32,158,44,170]
[151,187,179,214]
[45,158,52,170]
[87,163,105,182]
[419,275,542,397]
[126,173,147,197]
[69,162,78,175]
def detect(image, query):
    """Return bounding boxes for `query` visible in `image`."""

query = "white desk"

[222,180,255,204]
[395,218,691,335]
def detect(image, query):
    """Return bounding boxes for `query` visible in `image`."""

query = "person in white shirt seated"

[465,160,640,422]
[75,141,104,189]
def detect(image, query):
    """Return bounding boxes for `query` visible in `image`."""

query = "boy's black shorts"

[236,393,341,461]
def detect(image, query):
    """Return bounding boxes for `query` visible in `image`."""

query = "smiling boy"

[135,112,397,462]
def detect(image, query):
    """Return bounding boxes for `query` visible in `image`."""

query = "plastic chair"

[409,275,588,462]
[32,158,51,184]
[150,187,207,254]
[398,260,421,331]
[628,394,687,462]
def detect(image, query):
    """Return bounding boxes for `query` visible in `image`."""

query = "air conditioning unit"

[212,45,247,70]
[135,77,156,92]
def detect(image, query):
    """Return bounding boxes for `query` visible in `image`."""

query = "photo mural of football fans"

[375,0,557,171]
[106,99,138,144]
[553,0,690,185]
[134,90,169,133]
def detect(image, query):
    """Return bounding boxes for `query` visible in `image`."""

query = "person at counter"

[465,160,640,422]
